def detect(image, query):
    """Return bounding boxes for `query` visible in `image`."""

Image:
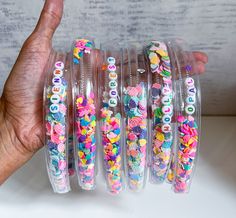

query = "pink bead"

[59,104,67,114]
[58,143,65,153]
[127,87,138,96]
[59,160,67,170]
[188,115,194,121]
[54,124,65,135]
[152,83,161,89]
[128,133,137,141]
[177,115,185,123]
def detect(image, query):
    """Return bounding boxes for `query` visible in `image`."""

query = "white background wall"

[0,0,236,115]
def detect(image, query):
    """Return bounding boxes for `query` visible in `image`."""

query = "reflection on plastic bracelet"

[68,135,75,176]
[147,41,174,183]
[101,56,123,194]
[45,60,70,193]
[174,75,198,193]
[124,82,148,190]
[167,153,175,183]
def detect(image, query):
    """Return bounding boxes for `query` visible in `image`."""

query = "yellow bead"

[116,156,121,163]
[59,136,65,141]
[78,151,84,158]
[156,132,165,142]
[81,159,86,165]
[139,139,146,146]
[167,172,174,182]
[73,48,80,59]
[156,49,167,57]
[91,120,96,127]
[81,129,87,135]
[76,97,83,104]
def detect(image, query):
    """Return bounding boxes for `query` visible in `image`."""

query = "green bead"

[154,107,162,117]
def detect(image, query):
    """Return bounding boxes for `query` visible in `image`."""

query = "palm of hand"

[2,35,52,153]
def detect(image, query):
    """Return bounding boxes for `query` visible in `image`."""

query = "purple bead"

[159,163,166,169]
[152,87,161,98]
[79,135,86,142]
[133,126,142,134]
[48,141,57,150]
[110,156,117,161]
[186,65,192,72]
[188,121,194,128]
[82,99,87,106]
[86,159,92,164]
[129,99,137,108]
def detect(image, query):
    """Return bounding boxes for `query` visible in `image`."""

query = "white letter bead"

[109,89,118,98]
[162,105,173,115]
[53,69,63,77]
[109,80,118,89]
[162,115,172,124]
[52,86,62,94]
[108,98,118,107]
[185,105,195,115]
[161,96,171,105]
[187,86,197,96]
[55,61,64,70]
[107,57,116,65]
[108,64,116,72]
[185,77,194,87]
[50,94,61,104]
[186,96,196,105]
[52,77,62,86]
[162,87,171,96]
[49,104,60,113]
[162,124,172,133]
[109,72,118,80]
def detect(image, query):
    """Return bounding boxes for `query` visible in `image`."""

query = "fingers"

[194,61,206,74]
[192,51,208,64]
[190,52,208,75]
[33,0,63,40]
[180,51,208,76]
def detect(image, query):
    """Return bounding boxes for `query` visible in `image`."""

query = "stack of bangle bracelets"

[44,38,201,194]
[99,45,124,194]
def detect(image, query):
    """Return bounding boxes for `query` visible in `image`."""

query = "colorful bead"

[73,39,93,64]
[75,93,96,190]
[174,115,198,193]
[124,82,147,190]
[101,110,122,194]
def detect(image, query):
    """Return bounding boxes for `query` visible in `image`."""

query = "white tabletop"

[0,117,236,218]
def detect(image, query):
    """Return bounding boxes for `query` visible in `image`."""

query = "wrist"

[0,99,34,185]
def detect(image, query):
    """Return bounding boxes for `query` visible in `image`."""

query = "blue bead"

[73,58,79,64]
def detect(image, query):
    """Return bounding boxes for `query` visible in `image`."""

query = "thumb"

[33,0,64,40]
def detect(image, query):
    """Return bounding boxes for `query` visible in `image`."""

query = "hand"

[0,0,63,184]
